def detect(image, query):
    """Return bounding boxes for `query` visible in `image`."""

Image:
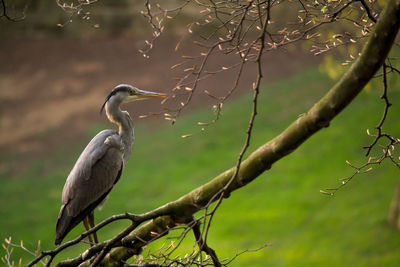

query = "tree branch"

[363,63,395,156]
[191,220,221,267]
[41,0,400,265]
[0,0,26,21]
[358,0,377,23]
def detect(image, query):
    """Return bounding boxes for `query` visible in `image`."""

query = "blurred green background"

[1,1,400,266]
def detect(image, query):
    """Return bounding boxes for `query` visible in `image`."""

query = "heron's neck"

[106,106,134,164]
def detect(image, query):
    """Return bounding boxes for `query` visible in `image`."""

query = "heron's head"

[100,84,166,113]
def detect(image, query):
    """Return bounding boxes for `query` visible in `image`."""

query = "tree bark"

[58,0,400,265]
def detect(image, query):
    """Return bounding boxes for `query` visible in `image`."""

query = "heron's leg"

[88,212,99,244]
[83,216,94,246]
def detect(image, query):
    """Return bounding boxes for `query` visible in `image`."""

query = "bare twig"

[194,2,271,264]
[191,220,221,267]
[0,0,26,21]
[358,0,377,23]
[364,63,395,157]
[323,62,400,196]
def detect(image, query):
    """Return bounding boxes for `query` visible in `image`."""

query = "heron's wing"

[55,129,126,244]
[61,129,124,217]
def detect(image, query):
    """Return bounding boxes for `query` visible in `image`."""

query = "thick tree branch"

[54,0,400,265]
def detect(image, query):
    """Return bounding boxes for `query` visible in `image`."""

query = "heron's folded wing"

[61,130,124,217]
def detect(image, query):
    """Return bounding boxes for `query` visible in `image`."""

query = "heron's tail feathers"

[55,205,74,245]
[55,189,114,245]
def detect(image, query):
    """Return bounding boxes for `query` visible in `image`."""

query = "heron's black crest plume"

[100,84,132,114]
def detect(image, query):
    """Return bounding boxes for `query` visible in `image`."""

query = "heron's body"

[55,84,164,245]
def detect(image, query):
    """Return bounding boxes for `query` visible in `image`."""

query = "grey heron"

[55,84,165,246]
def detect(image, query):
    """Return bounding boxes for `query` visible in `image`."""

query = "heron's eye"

[129,89,135,95]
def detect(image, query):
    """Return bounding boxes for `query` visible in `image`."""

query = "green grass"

[1,67,400,266]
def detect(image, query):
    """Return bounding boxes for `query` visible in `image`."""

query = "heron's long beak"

[135,89,166,100]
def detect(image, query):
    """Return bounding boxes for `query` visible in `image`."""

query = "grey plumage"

[55,84,165,245]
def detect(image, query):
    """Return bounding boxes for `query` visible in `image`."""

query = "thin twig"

[0,0,26,21]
